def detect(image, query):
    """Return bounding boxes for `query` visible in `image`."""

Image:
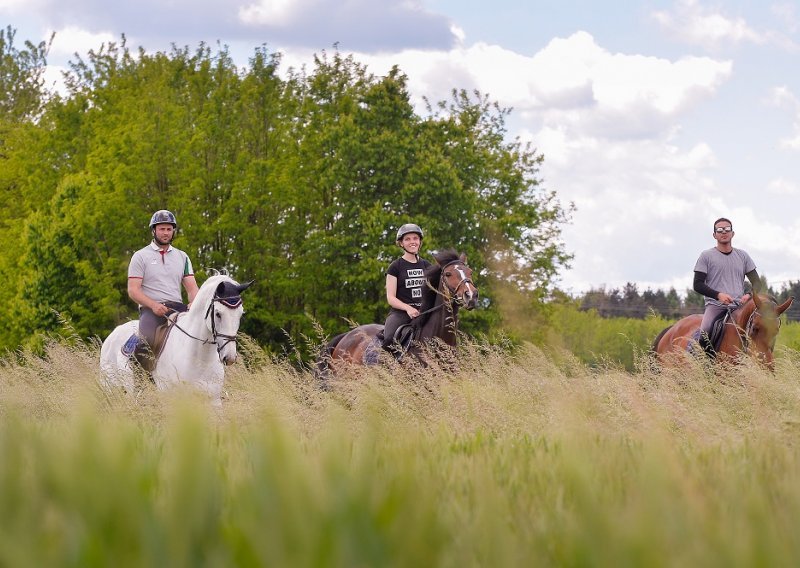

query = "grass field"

[3,337,800,566]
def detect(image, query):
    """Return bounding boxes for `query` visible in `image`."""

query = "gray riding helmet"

[396,223,423,241]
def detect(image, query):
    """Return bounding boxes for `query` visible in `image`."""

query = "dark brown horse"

[651,294,794,369]
[316,250,478,379]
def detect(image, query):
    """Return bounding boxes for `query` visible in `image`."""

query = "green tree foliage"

[580,283,704,320]
[546,300,670,371]
[0,31,573,357]
[0,27,53,348]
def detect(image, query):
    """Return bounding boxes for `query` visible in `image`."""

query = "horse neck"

[722,300,758,352]
[418,284,459,346]
[181,295,213,338]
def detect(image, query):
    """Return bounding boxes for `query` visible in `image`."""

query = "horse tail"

[643,324,672,374]
[314,332,347,387]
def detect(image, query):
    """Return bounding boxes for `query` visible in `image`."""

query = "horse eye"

[445,271,452,277]
[216,312,222,319]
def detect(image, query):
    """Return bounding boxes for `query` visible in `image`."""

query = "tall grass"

[3,338,800,566]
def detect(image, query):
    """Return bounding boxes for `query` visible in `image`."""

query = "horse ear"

[777,296,794,316]
[237,280,255,293]
[753,293,762,309]
[459,253,467,264]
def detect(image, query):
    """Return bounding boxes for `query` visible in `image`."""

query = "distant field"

[3,338,800,566]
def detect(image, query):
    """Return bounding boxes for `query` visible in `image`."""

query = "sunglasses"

[714,227,733,234]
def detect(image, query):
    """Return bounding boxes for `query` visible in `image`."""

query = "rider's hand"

[718,292,734,305]
[406,306,420,318]
[152,303,169,316]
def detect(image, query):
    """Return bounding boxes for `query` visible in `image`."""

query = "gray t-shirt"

[128,242,194,305]
[694,247,756,306]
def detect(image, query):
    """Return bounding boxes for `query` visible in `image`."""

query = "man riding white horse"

[126,209,199,369]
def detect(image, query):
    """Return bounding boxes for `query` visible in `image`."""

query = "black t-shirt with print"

[387,256,432,308]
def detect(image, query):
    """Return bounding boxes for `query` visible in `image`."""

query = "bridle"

[170,294,243,355]
[729,301,781,354]
[417,260,475,318]
[439,259,475,306]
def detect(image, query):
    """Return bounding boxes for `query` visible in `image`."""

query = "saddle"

[374,323,419,362]
[121,311,181,373]
[691,310,733,358]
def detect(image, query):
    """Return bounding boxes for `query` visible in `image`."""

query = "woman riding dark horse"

[316,249,478,379]
[652,293,793,370]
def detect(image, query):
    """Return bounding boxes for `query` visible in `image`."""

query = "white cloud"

[48,26,116,58]
[653,0,800,51]
[653,0,763,48]
[237,0,455,51]
[238,0,306,26]
[349,31,731,143]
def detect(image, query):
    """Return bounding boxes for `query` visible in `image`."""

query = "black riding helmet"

[149,209,177,230]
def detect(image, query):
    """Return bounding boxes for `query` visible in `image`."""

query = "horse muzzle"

[458,285,478,310]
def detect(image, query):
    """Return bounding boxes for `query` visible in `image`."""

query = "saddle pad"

[121,333,139,357]
[363,337,382,365]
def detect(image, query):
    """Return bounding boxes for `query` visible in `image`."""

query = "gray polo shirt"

[694,247,756,306]
[128,242,194,305]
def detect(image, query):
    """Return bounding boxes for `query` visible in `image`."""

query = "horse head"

[203,277,254,366]
[428,250,478,310]
[738,294,794,369]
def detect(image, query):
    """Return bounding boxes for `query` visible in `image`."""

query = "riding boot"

[698,334,716,360]
[383,343,403,361]
[132,342,156,374]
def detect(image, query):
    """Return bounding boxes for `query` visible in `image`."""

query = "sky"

[4,0,800,296]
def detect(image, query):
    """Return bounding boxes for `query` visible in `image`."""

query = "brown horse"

[315,250,478,379]
[651,294,794,369]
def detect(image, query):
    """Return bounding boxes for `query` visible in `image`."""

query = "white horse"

[100,274,254,405]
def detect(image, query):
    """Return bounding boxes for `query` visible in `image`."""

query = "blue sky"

[4,0,800,295]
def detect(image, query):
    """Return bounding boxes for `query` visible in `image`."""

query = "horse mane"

[189,274,235,315]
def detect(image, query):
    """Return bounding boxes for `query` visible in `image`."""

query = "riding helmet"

[396,223,423,241]
[149,210,177,230]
